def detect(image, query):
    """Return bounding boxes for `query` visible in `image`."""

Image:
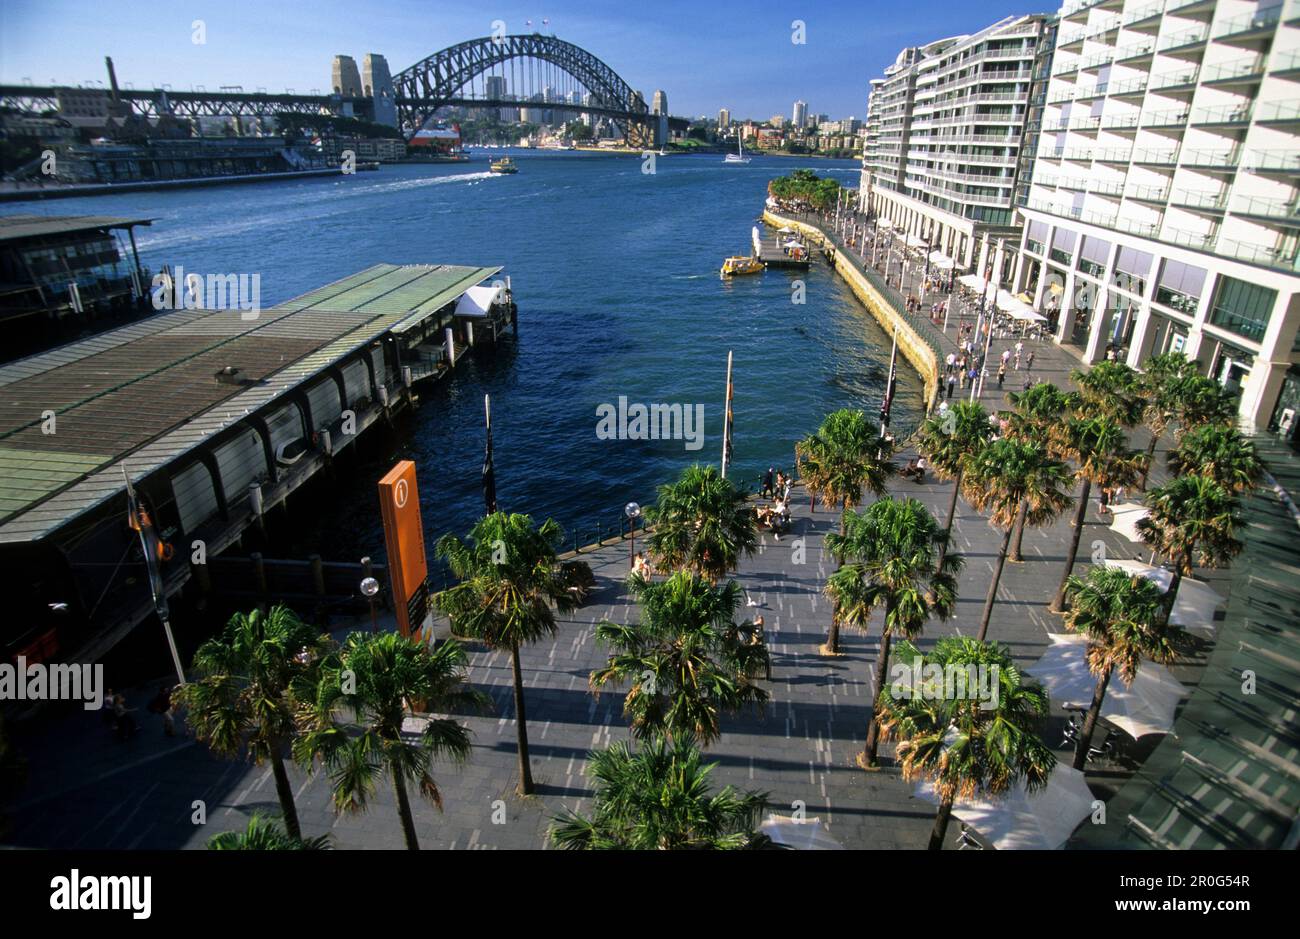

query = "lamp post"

[360,576,380,633]
[625,501,641,569]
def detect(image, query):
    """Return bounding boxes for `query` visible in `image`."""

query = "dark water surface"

[17,150,922,562]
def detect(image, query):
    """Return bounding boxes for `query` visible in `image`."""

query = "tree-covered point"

[768,168,842,210]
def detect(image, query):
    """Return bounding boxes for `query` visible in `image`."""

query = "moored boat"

[721,255,763,277]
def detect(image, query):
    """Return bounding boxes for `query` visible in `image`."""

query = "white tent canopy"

[1026,633,1188,739]
[454,283,504,318]
[958,273,985,291]
[1098,558,1226,634]
[914,765,1096,850]
[1108,502,1149,543]
[760,814,845,850]
[928,251,955,270]
[905,233,928,249]
[876,218,894,230]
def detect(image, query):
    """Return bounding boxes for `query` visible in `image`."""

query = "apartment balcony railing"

[1271,49,1300,74]
[1166,0,1213,14]
[1231,194,1300,219]
[1087,180,1127,196]
[1148,67,1201,90]
[1062,0,1112,20]
[1132,147,1180,164]
[1088,147,1136,162]
[1128,183,1171,201]
[1158,25,1209,52]
[1201,58,1266,83]
[1192,103,1253,125]
[1124,1,1167,26]
[1219,237,1298,270]
[1109,76,1151,95]
[1160,226,1217,250]
[1170,189,1229,209]
[1181,146,1240,166]
[1144,108,1190,127]
[1103,114,1142,129]
[1255,100,1300,122]
[1214,4,1283,41]
[1075,82,1109,99]
[1115,42,1157,63]
[1241,148,1300,171]
[1112,215,1161,237]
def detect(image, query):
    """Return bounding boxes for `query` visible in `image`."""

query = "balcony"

[1158,24,1209,53]
[1115,42,1157,64]
[1181,146,1241,168]
[1219,237,1299,271]
[1271,49,1300,77]
[1214,4,1283,42]
[1255,100,1300,124]
[1169,189,1228,210]
[1148,68,1199,91]
[1132,147,1180,165]
[1104,114,1141,130]
[1201,58,1266,85]
[1160,226,1218,250]
[1191,103,1253,126]
[1144,108,1190,128]
[1109,76,1150,96]
[1231,194,1300,222]
[1090,147,1135,163]
[1127,183,1171,202]
[1241,148,1300,172]
[1124,1,1167,29]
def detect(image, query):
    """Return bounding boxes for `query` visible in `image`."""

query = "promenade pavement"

[2,216,1228,851]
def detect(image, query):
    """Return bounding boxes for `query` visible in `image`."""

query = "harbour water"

[17,150,922,562]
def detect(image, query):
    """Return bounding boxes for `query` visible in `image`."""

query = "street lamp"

[360,576,380,633]
[624,501,642,569]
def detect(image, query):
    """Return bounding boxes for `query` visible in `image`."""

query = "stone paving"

[2,217,1228,851]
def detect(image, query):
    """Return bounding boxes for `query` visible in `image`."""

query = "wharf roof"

[0,214,154,243]
[0,262,499,544]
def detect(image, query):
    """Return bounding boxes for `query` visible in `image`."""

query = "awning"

[1107,502,1149,543]
[760,814,845,850]
[905,233,928,249]
[876,218,894,230]
[453,282,504,318]
[1098,558,1226,635]
[928,251,955,270]
[914,765,1096,850]
[958,273,985,291]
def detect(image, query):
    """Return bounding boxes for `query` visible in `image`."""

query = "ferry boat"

[489,157,518,174]
[721,255,763,277]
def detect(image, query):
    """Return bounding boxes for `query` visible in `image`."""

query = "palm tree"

[916,400,994,571]
[1172,375,1237,436]
[207,814,332,850]
[824,497,961,769]
[642,464,758,583]
[435,511,575,796]
[1137,352,1200,489]
[590,570,768,746]
[293,631,486,850]
[1004,382,1077,558]
[1137,475,1244,622]
[796,408,895,653]
[1063,567,1184,770]
[875,636,1054,850]
[1071,360,1143,428]
[549,737,768,849]
[1050,415,1142,613]
[1168,423,1263,495]
[963,439,1073,640]
[173,604,329,841]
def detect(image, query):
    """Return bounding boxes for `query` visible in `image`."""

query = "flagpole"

[721,350,734,479]
[879,327,897,460]
[122,468,186,686]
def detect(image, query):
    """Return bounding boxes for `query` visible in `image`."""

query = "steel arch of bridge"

[393,35,652,144]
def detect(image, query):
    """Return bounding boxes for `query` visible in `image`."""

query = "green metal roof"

[1069,436,1300,850]
[0,214,154,243]
[0,262,500,543]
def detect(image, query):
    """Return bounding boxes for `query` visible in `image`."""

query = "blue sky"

[0,0,1049,120]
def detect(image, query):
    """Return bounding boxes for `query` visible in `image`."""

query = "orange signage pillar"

[377,460,430,638]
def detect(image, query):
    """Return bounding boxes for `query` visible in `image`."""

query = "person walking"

[946,373,956,400]
[997,361,1006,389]
[1014,340,1024,369]
[1026,349,1035,370]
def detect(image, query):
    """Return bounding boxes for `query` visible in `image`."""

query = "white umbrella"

[782,239,805,249]
[1026,633,1187,739]
[760,814,845,850]
[914,765,1096,850]
[1108,502,1149,543]
[777,226,795,234]
[1098,558,1225,634]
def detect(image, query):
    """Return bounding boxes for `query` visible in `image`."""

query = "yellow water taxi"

[490,157,518,174]
[721,256,764,277]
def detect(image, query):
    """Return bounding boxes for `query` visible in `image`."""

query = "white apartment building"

[1017,0,1300,432]
[861,15,1056,270]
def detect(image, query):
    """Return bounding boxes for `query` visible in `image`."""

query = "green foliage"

[591,570,768,746]
[643,464,758,582]
[1064,567,1182,685]
[962,438,1074,530]
[918,400,994,482]
[207,814,331,850]
[1169,422,1263,494]
[1137,475,1244,576]
[768,168,842,209]
[549,738,768,849]
[1071,361,1144,428]
[796,408,895,518]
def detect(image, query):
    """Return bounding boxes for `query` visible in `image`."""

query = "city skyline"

[0,0,1049,119]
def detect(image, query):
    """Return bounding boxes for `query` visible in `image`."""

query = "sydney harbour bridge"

[0,34,684,147]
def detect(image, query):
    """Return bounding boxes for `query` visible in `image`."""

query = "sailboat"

[723,134,751,165]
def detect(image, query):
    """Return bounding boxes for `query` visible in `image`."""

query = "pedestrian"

[1098,486,1112,517]
[1026,349,1035,370]
[968,366,979,389]
[946,375,956,400]
[1014,340,1024,369]
[946,352,956,375]
[1001,348,1010,367]
[997,362,1006,389]
[147,683,176,737]
[762,466,774,499]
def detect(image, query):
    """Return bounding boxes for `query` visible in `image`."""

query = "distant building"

[332,55,363,97]
[362,54,396,127]
[792,100,807,129]
[652,90,668,115]
[485,75,507,100]
[54,88,110,131]
[718,108,731,129]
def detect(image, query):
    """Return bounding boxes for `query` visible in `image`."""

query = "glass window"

[1111,246,1154,295]
[1078,236,1110,277]
[1208,276,1277,343]
[1154,259,1206,314]
[1050,227,1077,264]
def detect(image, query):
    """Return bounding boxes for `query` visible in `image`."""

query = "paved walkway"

[2,215,1229,850]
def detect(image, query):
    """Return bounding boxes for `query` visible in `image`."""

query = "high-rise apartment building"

[1017,0,1300,432]
[860,15,1056,269]
[718,107,731,129]
[793,99,808,128]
